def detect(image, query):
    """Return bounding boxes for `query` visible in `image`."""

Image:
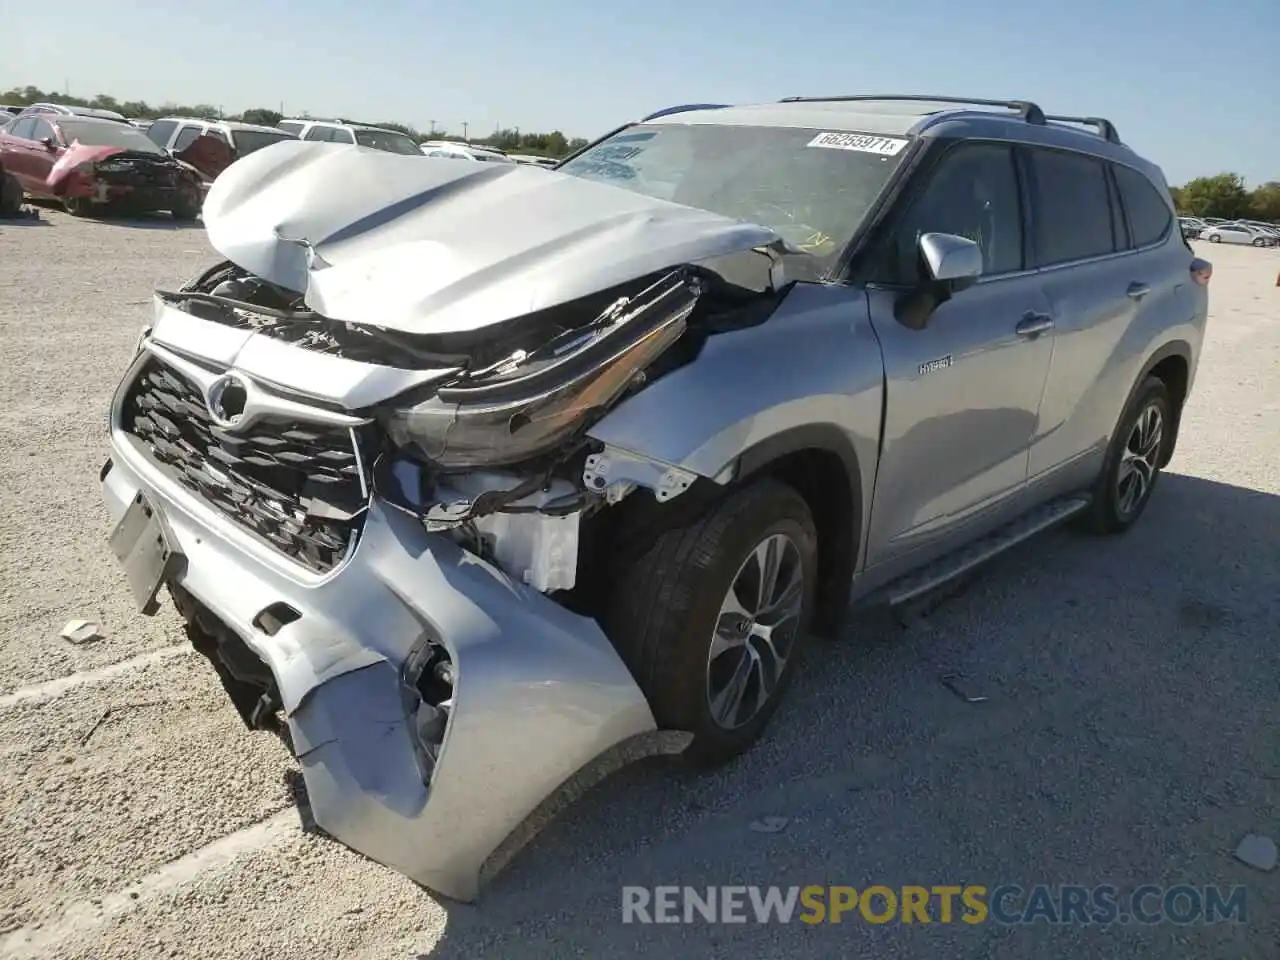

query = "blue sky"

[4,0,1276,186]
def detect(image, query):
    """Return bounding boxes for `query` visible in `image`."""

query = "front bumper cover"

[102,425,671,901]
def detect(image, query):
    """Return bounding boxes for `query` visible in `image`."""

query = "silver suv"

[99,94,1211,901]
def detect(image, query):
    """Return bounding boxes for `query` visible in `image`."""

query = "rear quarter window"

[1113,164,1173,248]
[1029,149,1117,265]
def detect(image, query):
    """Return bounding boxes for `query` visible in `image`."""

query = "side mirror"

[894,232,984,331]
[40,136,57,151]
[919,232,983,289]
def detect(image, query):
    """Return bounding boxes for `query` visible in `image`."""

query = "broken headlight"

[382,270,699,470]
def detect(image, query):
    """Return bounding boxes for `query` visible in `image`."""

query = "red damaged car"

[0,113,205,219]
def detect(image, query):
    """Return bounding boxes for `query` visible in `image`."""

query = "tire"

[1208,234,1220,242]
[0,172,21,217]
[1080,376,1171,534]
[63,195,93,217]
[1252,237,1265,247]
[603,478,819,767]
[170,183,201,222]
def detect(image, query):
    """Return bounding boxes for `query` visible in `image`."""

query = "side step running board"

[877,495,1091,607]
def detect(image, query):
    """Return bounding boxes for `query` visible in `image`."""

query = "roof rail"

[777,94,1046,125]
[1043,114,1121,144]
[641,103,731,122]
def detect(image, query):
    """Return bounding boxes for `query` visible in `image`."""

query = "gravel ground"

[0,207,1276,959]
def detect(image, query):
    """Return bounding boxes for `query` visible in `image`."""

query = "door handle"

[1127,281,1151,300]
[1016,313,1054,337]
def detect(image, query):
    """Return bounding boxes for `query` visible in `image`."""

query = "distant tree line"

[1169,174,1279,222]
[0,85,590,158]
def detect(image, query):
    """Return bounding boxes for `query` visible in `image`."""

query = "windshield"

[354,129,422,155]
[558,123,911,263]
[233,129,296,157]
[57,120,164,154]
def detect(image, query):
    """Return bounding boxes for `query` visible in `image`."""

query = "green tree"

[1177,173,1250,219]
[1248,181,1280,222]
[240,108,283,126]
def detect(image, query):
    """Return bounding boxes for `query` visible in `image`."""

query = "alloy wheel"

[706,532,804,730]
[1116,403,1164,518]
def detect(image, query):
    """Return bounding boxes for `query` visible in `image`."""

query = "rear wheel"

[1081,376,1171,534]
[1208,233,1221,242]
[603,479,818,767]
[1252,237,1265,247]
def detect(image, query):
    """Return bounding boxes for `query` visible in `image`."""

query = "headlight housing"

[382,270,699,470]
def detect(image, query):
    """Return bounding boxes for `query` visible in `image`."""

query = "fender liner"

[1124,339,1192,466]
[731,423,864,636]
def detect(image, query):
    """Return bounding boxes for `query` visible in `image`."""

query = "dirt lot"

[0,209,1276,959]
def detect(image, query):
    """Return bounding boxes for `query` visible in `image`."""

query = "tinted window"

[303,125,335,141]
[560,123,911,267]
[354,128,421,154]
[277,121,304,135]
[29,119,55,143]
[56,120,166,153]
[9,117,36,140]
[208,129,231,146]
[231,129,294,156]
[147,119,178,147]
[1029,149,1116,264]
[1113,164,1172,248]
[884,142,1023,282]
[171,124,206,152]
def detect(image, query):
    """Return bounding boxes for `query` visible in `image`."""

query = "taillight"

[1190,258,1212,286]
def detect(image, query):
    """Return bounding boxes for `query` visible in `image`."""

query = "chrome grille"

[121,358,369,573]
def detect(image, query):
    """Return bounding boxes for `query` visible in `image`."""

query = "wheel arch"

[1129,339,1192,467]
[730,424,863,637]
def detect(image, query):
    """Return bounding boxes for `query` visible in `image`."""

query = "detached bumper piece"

[102,427,667,901]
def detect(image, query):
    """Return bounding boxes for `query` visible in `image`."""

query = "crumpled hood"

[47,144,125,190]
[48,144,177,193]
[201,140,780,335]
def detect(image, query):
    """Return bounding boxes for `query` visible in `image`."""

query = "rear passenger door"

[864,141,1055,567]
[1024,148,1166,487]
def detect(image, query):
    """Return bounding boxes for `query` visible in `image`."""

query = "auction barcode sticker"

[806,132,909,155]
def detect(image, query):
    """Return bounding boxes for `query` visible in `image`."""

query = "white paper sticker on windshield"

[806,132,908,155]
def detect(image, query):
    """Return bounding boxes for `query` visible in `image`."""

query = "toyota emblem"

[204,373,250,429]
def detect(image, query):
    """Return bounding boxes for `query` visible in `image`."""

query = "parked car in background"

[0,113,202,218]
[13,102,130,124]
[0,105,21,119]
[99,93,1208,903]
[145,117,298,182]
[1198,222,1271,246]
[1240,220,1280,244]
[419,140,515,162]
[508,153,560,167]
[1178,216,1205,239]
[275,118,422,155]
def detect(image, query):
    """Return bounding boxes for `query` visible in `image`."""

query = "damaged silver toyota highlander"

[100,95,1210,900]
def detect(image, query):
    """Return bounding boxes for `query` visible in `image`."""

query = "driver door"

[25,118,62,189]
[863,141,1055,569]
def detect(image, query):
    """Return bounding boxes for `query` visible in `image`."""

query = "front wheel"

[603,478,818,767]
[1252,237,1265,247]
[63,195,93,217]
[1081,376,1171,534]
[1208,234,1221,242]
[170,183,201,222]
[0,172,21,216]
